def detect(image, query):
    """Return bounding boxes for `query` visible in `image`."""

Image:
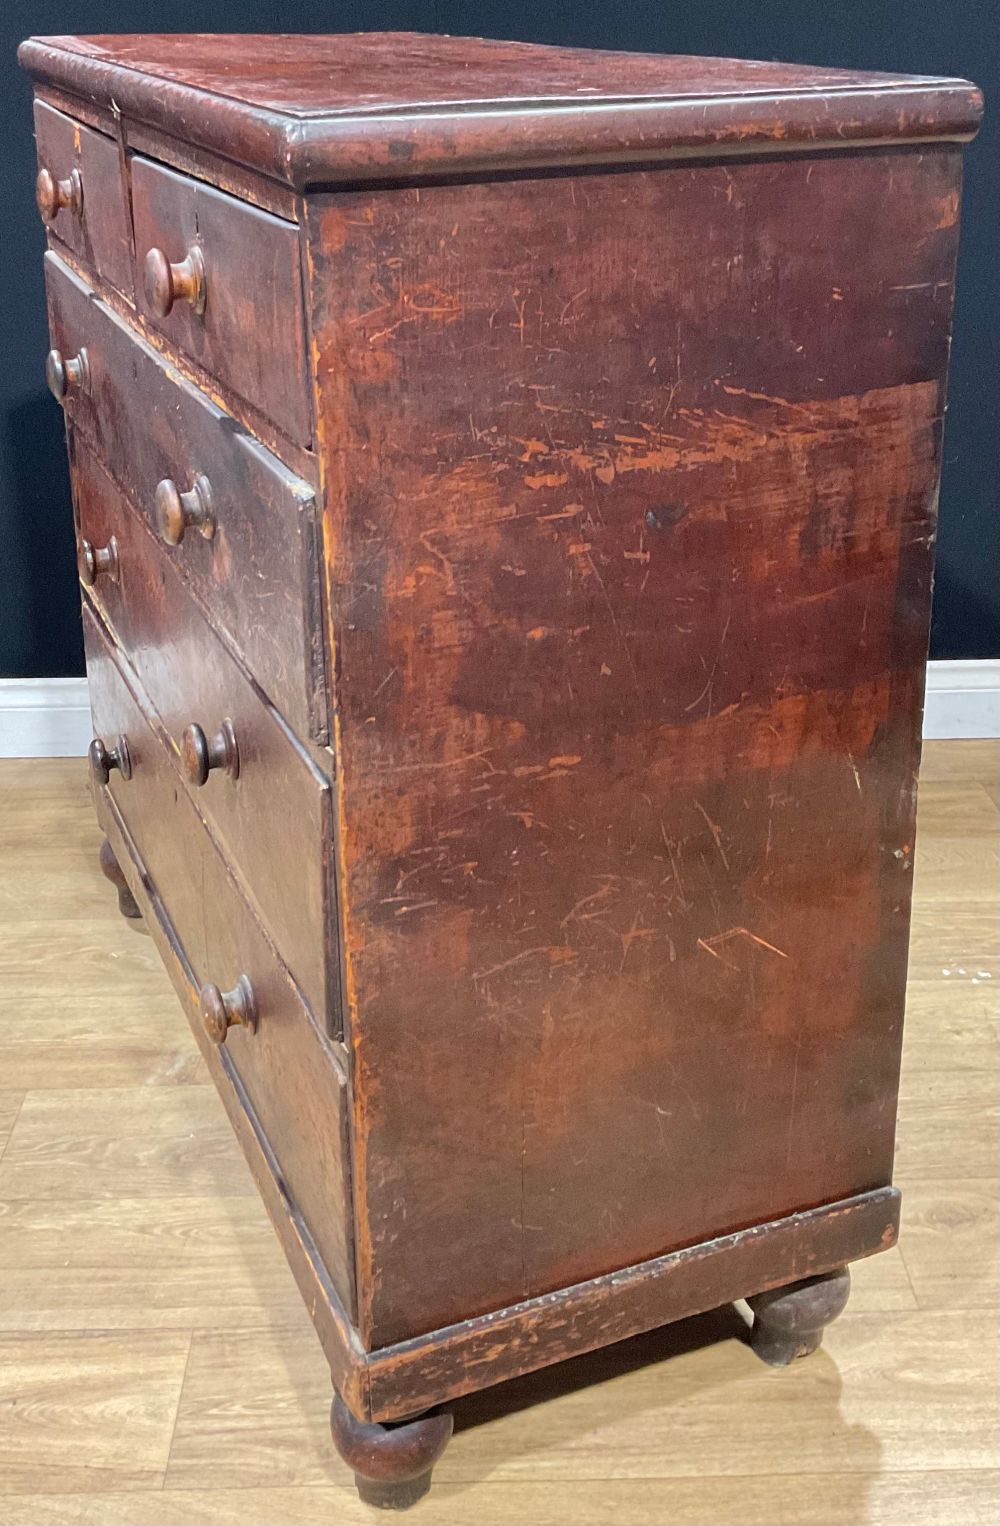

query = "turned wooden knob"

[46,347,90,402]
[36,165,83,223]
[78,535,119,586]
[144,244,207,317]
[88,734,132,785]
[199,975,257,1044]
[180,719,239,786]
[155,474,215,545]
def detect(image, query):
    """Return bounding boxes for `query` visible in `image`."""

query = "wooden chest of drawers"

[21,32,982,1507]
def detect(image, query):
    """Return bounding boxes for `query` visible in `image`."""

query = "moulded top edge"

[19,34,984,191]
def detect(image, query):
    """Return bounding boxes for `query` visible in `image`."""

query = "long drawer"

[84,604,355,1317]
[74,438,337,1030]
[45,252,327,742]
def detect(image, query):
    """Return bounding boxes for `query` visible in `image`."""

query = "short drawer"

[74,439,337,1030]
[131,155,311,447]
[33,100,133,298]
[83,604,355,1317]
[45,252,327,742]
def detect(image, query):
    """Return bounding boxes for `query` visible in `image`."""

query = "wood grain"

[33,98,133,299]
[0,1095,25,1163]
[164,1324,338,1490]
[130,155,311,446]
[0,1086,257,1202]
[74,441,336,1024]
[82,610,356,1317]
[0,925,200,1090]
[18,34,983,190]
[0,1198,306,1332]
[896,1180,998,1310]
[45,255,326,743]
[0,1330,191,1494]
[308,144,960,1346]
[0,1473,996,1526]
[0,743,995,1523]
[362,1189,902,1421]
[894,1070,999,1178]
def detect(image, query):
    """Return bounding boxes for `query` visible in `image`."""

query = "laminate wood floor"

[0,744,996,1525]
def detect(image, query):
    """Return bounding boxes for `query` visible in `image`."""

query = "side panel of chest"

[308,147,959,1347]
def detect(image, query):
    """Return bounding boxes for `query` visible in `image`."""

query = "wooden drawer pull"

[180,719,240,786]
[46,346,90,401]
[200,975,257,1045]
[88,734,132,784]
[36,165,83,224]
[78,535,119,586]
[144,244,207,317]
[155,474,215,545]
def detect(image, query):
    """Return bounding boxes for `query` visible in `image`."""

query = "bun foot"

[747,1265,851,1365]
[330,1390,452,1510]
[98,837,143,922]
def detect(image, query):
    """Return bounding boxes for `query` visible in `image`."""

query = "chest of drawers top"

[21,30,981,191]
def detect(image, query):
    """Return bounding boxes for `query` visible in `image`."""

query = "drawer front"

[75,439,337,1029]
[33,100,133,298]
[83,605,355,1316]
[45,252,326,742]
[131,155,311,447]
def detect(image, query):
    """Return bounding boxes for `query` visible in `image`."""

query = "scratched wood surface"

[19,34,954,114]
[130,154,311,447]
[0,744,994,1523]
[308,145,963,1347]
[74,441,334,1027]
[33,98,134,300]
[81,616,355,1320]
[45,254,326,744]
[19,34,982,190]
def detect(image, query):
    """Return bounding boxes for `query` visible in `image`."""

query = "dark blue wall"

[2,0,995,676]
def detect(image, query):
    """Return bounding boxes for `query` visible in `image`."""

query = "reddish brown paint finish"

[131,155,311,446]
[72,438,337,1028]
[309,146,958,1346]
[33,99,133,297]
[330,1394,453,1509]
[94,795,367,1413]
[21,30,982,1498]
[83,605,355,1318]
[19,34,982,190]
[19,33,958,114]
[98,834,142,920]
[363,1187,898,1421]
[45,254,327,743]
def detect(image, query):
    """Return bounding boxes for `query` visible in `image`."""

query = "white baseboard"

[0,661,997,758]
[0,677,92,758]
[922,659,1000,740]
